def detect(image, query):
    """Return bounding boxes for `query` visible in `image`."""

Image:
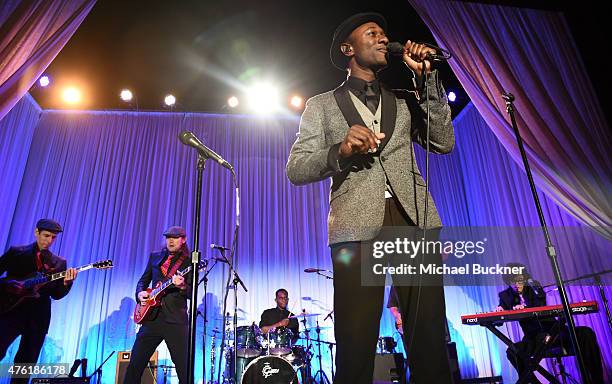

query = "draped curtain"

[0,99,609,383]
[408,0,611,238]
[0,0,97,120]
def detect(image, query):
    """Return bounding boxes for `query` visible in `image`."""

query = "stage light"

[39,76,50,87]
[290,95,303,109]
[227,96,239,108]
[448,91,457,102]
[164,94,176,107]
[247,82,279,114]
[62,87,81,105]
[120,89,133,102]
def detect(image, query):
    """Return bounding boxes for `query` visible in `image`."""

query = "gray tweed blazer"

[286,72,454,245]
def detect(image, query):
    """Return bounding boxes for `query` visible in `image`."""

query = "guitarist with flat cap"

[0,219,78,383]
[125,226,192,384]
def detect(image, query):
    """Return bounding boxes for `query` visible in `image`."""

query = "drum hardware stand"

[323,310,334,324]
[217,247,248,383]
[300,316,315,383]
[312,320,331,384]
[502,92,590,383]
[158,364,176,384]
[208,333,216,384]
[326,341,335,380]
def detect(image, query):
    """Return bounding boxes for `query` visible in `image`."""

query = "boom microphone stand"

[502,92,590,384]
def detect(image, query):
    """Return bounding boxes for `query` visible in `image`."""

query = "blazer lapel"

[333,82,366,129]
[378,85,396,152]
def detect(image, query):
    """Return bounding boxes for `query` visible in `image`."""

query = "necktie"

[160,254,174,276]
[35,251,43,271]
[364,82,378,114]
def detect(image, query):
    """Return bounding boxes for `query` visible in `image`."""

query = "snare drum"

[236,325,263,358]
[240,355,298,384]
[265,328,294,355]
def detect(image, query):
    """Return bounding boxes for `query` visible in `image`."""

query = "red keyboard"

[461,301,598,325]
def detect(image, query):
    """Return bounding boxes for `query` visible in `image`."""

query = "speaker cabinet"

[373,353,406,384]
[115,350,158,384]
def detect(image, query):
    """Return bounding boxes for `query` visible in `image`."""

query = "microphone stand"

[187,154,206,384]
[217,246,247,382]
[502,92,590,384]
[87,350,114,383]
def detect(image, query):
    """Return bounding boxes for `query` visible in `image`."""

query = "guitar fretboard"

[151,266,192,297]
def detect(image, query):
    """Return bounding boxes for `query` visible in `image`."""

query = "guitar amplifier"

[115,350,158,384]
[31,379,89,384]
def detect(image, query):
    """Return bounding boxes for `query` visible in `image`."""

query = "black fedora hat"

[330,12,387,70]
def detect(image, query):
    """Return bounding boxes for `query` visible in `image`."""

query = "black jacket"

[135,246,192,324]
[498,283,555,338]
[0,243,73,331]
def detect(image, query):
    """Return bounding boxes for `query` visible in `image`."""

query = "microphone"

[304,268,326,273]
[387,41,451,61]
[526,278,541,296]
[210,243,230,251]
[179,131,233,171]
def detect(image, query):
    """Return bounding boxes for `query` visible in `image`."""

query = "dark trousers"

[124,317,189,383]
[330,197,453,384]
[0,315,47,384]
[507,326,604,384]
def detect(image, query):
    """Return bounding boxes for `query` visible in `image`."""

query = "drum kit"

[210,312,336,384]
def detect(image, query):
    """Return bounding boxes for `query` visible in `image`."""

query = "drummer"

[259,288,299,341]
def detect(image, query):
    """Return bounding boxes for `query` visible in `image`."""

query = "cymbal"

[289,312,320,319]
[303,326,332,331]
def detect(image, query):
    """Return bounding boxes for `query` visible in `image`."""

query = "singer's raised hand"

[402,40,436,75]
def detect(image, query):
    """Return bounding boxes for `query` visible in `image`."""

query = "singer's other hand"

[339,125,385,157]
[402,40,435,75]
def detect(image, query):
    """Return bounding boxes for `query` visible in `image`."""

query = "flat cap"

[163,226,186,238]
[36,218,63,233]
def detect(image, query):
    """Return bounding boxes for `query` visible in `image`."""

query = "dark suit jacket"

[0,243,72,331]
[287,71,454,244]
[135,246,192,324]
[498,283,554,338]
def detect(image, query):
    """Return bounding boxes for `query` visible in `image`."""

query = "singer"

[286,12,455,383]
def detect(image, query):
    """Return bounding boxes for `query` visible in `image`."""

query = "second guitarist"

[124,226,192,384]
[0,219,78,384]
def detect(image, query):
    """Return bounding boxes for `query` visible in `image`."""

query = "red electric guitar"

[0,259,113,314]
[133,265,193,324]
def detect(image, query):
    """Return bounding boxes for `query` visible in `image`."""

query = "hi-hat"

[216,315,245,321]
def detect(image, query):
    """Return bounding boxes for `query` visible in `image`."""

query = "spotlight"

[39,76,50,87]
[227,96,239,108]
[290,95,303,109]
[164,94,176,107]
[62,87,81,105]
[120,89,133,102]
[247,82,279,114]
[447,91,456,102]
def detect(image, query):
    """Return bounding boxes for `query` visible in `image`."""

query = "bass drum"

[240,355,298,384]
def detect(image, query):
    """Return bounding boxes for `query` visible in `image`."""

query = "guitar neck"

[29,264,95,286]
[151,266,192,297]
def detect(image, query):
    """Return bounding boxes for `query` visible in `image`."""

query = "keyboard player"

[496,263,604,383]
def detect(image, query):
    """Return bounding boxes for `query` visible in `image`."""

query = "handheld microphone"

[179,131,233,171]
[210,243,231,251]
[304,268,326,273]
[387,41,451,61]
[526,278,541,296]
